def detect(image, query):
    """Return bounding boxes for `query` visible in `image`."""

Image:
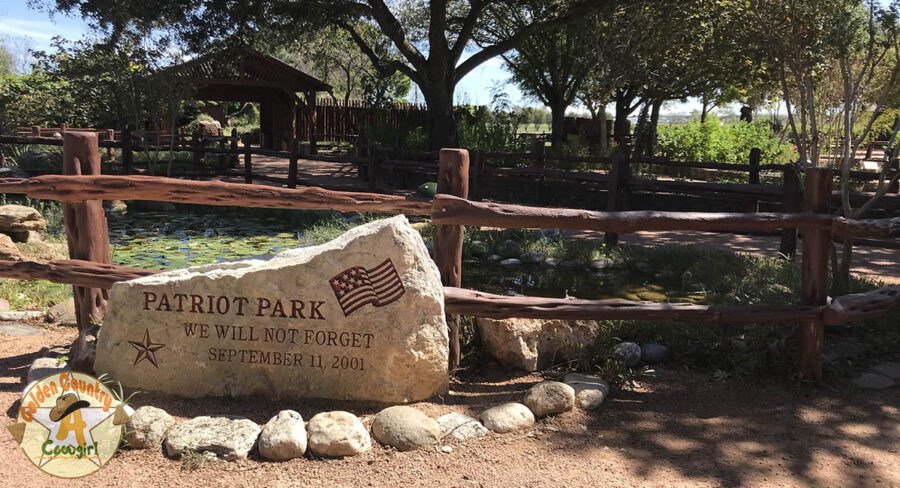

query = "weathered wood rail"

[1,134,898,380]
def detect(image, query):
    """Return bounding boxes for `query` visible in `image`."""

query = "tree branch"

[340,22,422,86]
[365,0,428,74]
[450,0,489,64]
[454,1,602,83]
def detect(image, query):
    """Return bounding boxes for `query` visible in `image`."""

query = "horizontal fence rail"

[1,259,897,328]
[1,134,898,380]
[0,175,432,215]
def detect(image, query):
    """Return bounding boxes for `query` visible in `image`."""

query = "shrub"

[656,119,795,165]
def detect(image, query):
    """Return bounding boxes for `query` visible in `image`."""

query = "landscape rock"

[852,373,895,390]
[164,416,261,461]
[640,343,669,363]
[372,406,440,451]
[589,258,614,271]
[258,410,307,461]
[437,412,488,442]
[0,310,44,321]
[487,254,502,262]
[197,119,222,136]
[26,356,69,385]
[126,406,176,449]
[0,323,41,336]
[480,403,535,433]
[613,342,642,367]
[0,204,46,234]
[0,234,22,261]
[307,411,371,457]
[544,258,559,267]
[519,251,545,264]
[500,258,521,266]
[539,228,560,240]
[872,362,900,380]
[110,200,128,216]
[0,166,30,178]
[469,240,489,257]
[563,373,610,410]
[15,150,61,173]
[46,298,76,326]
[523,381,575,417]
[477,318,600,371]
[496,239,521,258]
[95,216,448,404]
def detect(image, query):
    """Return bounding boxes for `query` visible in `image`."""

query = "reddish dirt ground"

[2,327,899,487]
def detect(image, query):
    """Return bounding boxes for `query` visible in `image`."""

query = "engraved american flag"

[329,259,406,317]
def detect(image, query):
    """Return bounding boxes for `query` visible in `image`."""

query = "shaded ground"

[568,229,900,285]
[2,327,898,487]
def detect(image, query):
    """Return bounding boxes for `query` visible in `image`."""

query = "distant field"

[517,123,550,134]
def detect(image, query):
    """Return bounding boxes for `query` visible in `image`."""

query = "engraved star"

[129,329,165,368]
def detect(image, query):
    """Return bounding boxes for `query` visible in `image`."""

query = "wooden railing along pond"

[1,132,898,379]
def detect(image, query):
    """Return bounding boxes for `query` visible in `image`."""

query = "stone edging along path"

[24,356,609,463]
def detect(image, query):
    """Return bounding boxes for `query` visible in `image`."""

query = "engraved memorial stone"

[94,216,448,403]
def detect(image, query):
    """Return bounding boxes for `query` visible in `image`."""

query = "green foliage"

[656,119,796,165]
[0,40,14,75]
[0,71,76,130]
[457,93,530,152]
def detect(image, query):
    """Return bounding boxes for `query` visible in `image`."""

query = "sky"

[0,0,706,116]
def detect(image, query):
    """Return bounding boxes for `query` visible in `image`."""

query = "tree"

[484,2,604,147]
[39,0,611,150]
[0,40,13,75]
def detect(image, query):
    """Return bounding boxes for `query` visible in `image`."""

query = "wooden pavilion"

[167,48,332,150]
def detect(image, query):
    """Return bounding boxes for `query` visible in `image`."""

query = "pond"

[107,209,706,304]
[107,210,308,270]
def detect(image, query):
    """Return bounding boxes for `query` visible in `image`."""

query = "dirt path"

[2,327,898,487]
[567,229,900,285]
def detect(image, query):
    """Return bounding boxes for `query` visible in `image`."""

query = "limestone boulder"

[563,373,610,410]
[307,411,371,458]
[126,406,176,449]
[0,204,46,234]
[0,234,22,261]
[372,406,440,451]
[523,381,575,417]
[164,416,261,461]
[15,150,61,173]
[198,120,221,136]
[437,412,488,442]
[46,298,76,326]
[258,410,307,461]
[476,318,600,371]
[95,216,447,404]
[613,342,642,367]
[480,403,535,433]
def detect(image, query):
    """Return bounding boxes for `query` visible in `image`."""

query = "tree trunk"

[614,98,631,146]
[700,96,708,124]
[423,84,457,150]
[549,99,568,149]
[645,99,663,159]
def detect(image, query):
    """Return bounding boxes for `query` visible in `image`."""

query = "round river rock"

[372,405,440,451]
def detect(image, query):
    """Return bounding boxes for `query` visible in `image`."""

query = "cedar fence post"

[62,132,112,372]
[31,126,40,137]
[230,132,239,167]
[105,129,116,162]
[470,149,486,201]
[605,145,633,246]
[192,131,203,176]
[288,138,299,189]
[779,164,802,258]
[435,149,470,368]
[533,138,546,168]
[121,127,133,175]
[243,135,253,184]
[749,147,761,184]
[217,128,226,171]
[368,145,379,192]
[799,167,832,381]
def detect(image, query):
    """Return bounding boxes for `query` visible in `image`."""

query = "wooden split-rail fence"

[0,132,899,378]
